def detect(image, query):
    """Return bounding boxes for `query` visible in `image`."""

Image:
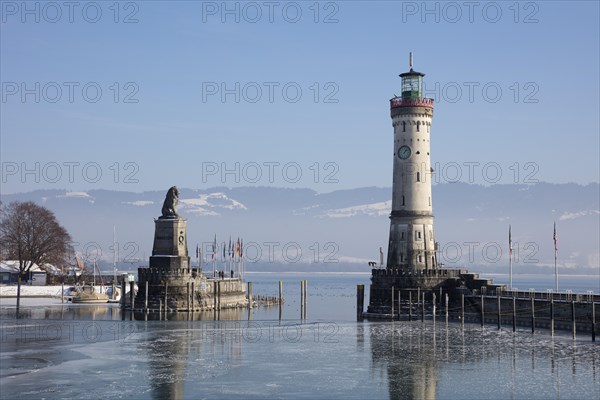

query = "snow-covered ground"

[0,285,64,297]
[0,285,128,298]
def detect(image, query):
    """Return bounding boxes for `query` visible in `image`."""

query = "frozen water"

[1,274,599,399]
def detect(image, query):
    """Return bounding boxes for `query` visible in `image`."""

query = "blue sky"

[1,1,599,194]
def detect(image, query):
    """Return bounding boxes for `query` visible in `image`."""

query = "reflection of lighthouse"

[387,53,437,271]
[370,325,437,400]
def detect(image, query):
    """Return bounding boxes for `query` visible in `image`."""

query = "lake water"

[1,273,599,399]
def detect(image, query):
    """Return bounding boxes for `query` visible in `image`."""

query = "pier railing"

[359,286,599,340]
[483,287,600,303]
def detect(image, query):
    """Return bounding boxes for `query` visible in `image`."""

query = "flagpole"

[509,225,512,290]
[213,235,217,278]
[112,226,117,299]
[554,251,558,292]
[554,222,558,292]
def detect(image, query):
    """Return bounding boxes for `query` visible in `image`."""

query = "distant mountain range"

[1,183,598,278]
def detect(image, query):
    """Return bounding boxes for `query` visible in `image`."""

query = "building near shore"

[0,260,47,285]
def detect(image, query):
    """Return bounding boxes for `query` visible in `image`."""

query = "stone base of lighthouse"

[364,268,507,316]
[366,268,459,315]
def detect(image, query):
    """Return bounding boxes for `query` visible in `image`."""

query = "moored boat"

[72,285,109,304]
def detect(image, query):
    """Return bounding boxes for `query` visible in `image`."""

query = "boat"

[72,284,109,303]
[106,286,121,303]
[70,259,110,303]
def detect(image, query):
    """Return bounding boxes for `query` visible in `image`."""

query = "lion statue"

[161,186,180,218]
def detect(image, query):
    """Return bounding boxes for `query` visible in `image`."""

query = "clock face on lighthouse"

[398,145,411,159]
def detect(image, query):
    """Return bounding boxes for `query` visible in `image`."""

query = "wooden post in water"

[300,280,305,319]
[592,302,596,342]
[512,296,516,332]
[145,281,149,312]
[398,290,402,320]
[421,292,425,322]
[417,287,421,320]
[432,293,437,324]
[445,293,448,325]
[164,282,168,313]
[279,280,283,321]
[550,297,554,337]
[461,294,464,329]
[409,291,413,321]
[356,284,364,321]
[130,281,135,311]
[572,300,576,340]
[120,278,126,308]
[497,294,501,330]
[217,281,221,311]
[480,294,485,327]
[531,297,535,334]
[248,282,253,309]
[279,280,283,303]
[213,281,217,312]
[191,282,194,312]
[187,282,190,313]
[391,286,395,318]
[303,280,307,320]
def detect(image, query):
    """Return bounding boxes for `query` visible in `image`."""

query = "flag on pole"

[553,222,558,257]
[229,237,232,259]
[236,237,240,258]
[222,242,226,261]
[240,238,243,258]
[196,244,199,258]
[509,225,512,257]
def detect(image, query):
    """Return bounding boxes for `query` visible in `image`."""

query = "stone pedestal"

[150,217,189,271]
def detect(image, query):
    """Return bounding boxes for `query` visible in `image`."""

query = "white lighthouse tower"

[386,53,437,271]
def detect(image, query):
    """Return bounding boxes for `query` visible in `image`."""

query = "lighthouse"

[386,53,437,272]
[363,55,502,317]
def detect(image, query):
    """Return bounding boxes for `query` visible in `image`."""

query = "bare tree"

[0,201,72,309]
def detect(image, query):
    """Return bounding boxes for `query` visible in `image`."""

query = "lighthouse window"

[402,195,405,206]
[401,231,405,240]
[416,151,420,154]
[400,253,404,262]
[418,255,423,263]
[402,121,406,132]
[417,122,420,132]
[416,172,421,182]
[416,231,422,240]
